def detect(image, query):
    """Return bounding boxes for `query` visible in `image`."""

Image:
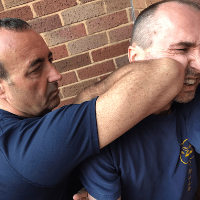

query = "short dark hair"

[0,18,31,80]
[0,18,31,31]
[131,0,200,49]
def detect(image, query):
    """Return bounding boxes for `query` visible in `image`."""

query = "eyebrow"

[29,51,53,68]
[169,41,196,48]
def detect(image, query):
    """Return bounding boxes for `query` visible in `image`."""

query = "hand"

[73,188,88,200]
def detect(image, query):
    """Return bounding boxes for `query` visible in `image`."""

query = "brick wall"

[1,0,200,199]
[0,0,199,109]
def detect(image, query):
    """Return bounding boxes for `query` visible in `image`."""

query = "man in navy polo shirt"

[78,0,200,199]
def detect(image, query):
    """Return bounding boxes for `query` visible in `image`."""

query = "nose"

[48,63,62,83]
[189,49,200,72]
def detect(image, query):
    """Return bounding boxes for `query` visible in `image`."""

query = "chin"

[173,91,195,103]
[50,98,60,110]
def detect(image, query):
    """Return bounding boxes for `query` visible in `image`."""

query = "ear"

[128,45,146,63]
[0,80,7,99]
[128,45,137,63]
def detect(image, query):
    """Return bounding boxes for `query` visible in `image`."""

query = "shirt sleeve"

[79,146,121,200]
[1,98,99,185]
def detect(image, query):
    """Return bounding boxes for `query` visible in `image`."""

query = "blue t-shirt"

[79,89,200,200]
[0,98,99,200]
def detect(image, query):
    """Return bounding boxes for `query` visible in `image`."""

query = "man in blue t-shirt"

[77,0,200,199]
[0,17,183,199]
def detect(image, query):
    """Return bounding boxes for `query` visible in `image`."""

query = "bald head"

[131,0,200,49]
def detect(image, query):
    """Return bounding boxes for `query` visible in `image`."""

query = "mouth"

[184,78,197,86]
[52,89,59,95]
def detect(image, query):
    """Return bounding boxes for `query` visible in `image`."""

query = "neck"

[152,101,173,116]
[0,99,34,118]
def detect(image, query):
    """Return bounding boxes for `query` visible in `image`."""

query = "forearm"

[96,58,185,148]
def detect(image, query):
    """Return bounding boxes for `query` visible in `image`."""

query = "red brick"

[61,1,105,25]
[28,14,62,34]
[109,24,133,43]
[0,1,4,12]
[128,7,140,22]
[43,23,86,47]
[146,0,162,7]
[105,0,131,13]
[53,53,91,73]
[77,60,115,80]
[92,40,130,62]
[132,0,146,9]
[134,9,140,20]
[86,10,128,35]
[50,45,68,61]
[61,78,99,98]
[3,0,32,9]
[54,97,75,109]
[33,0,77,17]
[0,6,33,21]
[115,54,129,68]
[68,32,108,55]
[58,71,78,87]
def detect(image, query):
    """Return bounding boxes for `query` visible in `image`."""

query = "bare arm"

[75,58,185,148]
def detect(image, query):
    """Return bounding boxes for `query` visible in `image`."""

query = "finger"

[73,188,88,200]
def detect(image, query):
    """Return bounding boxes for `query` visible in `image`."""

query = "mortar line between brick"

[59,89,64,99]
[144,0,147,8]
[49,43,67,50]
[1,0,6,10]
[126,7,131,23]
[89,51,94,63]
[74,70,81,82]
[60,95,76,101]
[103,0,107,13]
[29,3,37,18]
[57,12,65,27]
[76,0,81,5]
[106,31,110,44]
[113,58,118,70]
[83,21,89,35]
[65,43,72,56]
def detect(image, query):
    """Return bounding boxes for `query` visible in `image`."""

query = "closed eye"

[176,48,189,52]
[31,65,41,73]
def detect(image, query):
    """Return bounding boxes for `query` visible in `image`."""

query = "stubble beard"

[173,65,200,103]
